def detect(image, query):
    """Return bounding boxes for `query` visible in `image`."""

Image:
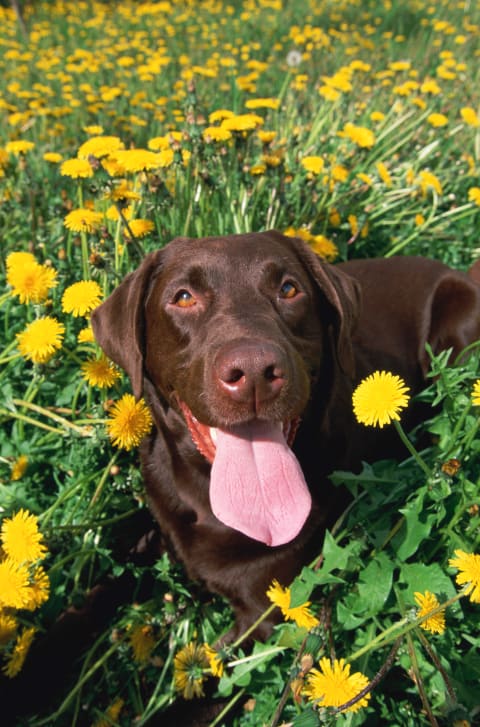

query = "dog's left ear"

[425,271,480,372]
[282,233,361,377]
[91,250,163,398]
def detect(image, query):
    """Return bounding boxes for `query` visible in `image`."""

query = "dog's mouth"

[179,402,311,548]
[179,402,300,465]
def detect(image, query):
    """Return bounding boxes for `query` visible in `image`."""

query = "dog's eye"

[279,281,299,299]
[173,290,196,308]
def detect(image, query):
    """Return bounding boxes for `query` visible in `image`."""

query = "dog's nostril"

[264,364,283,381]
[225,368,244,384]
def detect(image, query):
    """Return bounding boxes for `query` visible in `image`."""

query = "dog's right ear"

[91,250,163,398]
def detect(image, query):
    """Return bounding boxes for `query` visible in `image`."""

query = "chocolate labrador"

[3,231,479,727]
[91,230,480,640]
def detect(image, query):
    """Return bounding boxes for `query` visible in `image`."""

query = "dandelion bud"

[300,653,314,674]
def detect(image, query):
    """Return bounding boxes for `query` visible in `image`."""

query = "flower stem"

[208,688,246,727]
[393,419,431,476]
[11,398,93,436]
[0,407,66,436]
[226,646,284,669]
[230,604,276,650]
[348,588,466,663]
[405,632,439,727]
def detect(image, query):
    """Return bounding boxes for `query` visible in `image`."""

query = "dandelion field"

[1,0,480,725]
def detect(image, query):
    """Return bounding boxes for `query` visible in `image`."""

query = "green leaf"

[289,576,317,607]
[217,644,285,696]
[288,531,356,608]
[399,562,456,602]
[357,552,394,614]
[336,552,394,629]
[322,529,351,571]
[395,492,436,560]
[293,705,321,726]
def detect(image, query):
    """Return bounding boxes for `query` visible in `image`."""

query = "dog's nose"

[214,340,286,404]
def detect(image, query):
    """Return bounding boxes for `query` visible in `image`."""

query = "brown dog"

[91,230,480,642]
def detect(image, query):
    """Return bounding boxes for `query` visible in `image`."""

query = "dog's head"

[91,231,360,546]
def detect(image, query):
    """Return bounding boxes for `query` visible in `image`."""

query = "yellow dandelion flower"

[64,208,104,233]
[352,371,410,428]
[3,627,36,678]
[43,152,63,163]
[417,170,443,196]
[319,85,341,101]
[262,152,282,168]
[338,123,375,148]
[331,164,349,182]
[156,148,175,168]
[305,657,370,713]
[23,565,50,610]
[415,213,425,226]
[1,509,47,564]
[62,280,102,317]
[148,135,172,151]
[245,97,280,110]
[92,698,124,727]
[0,559,31,609]
[204,644,225,678]
[284,227,312,243]
[6,256,57,305]
[5,140,35,156]
[82,355,121,388]
[357,173,373,186]
[106,394,153,451]
[376,162,392,186]
[257,130,277,144]
[113,149,162,173]
[148,132,182,151]
[173,642,209,699]
[108,182,142,202]
[209,109,234,124]
[414,591,445,634]
[129,624,156,665]
[106,204,133,222]
[468,188,480,206]
[460,107,480,127]
[17,317,65,364]
[249,163,266,176]
[6,251,36,269]
[0,613,17,646]
[471,379,480,405]
[329,207,341,226]
[348,214,359,237]
[421,79,441,95]
[266,579,319,629]
[202,126,233,143]
[221,113,264,132]
[448,550,480,603]
[427,113,448,127]
[60,158,94,178]
[124,219,155,239]
[78,325,95,343]
[77,135,124,160]
[301,156,324,175]
[83,125,104,135]
[10,455,28,481]
[310,235,338,262]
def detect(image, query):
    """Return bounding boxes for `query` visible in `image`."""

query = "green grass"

[0,0,480,725]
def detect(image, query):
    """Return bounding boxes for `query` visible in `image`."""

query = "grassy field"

[0,0,480,725]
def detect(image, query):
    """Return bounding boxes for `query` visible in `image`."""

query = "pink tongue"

[210,420,311,547]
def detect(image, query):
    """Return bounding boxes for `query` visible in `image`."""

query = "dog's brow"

[165,264,212,289]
